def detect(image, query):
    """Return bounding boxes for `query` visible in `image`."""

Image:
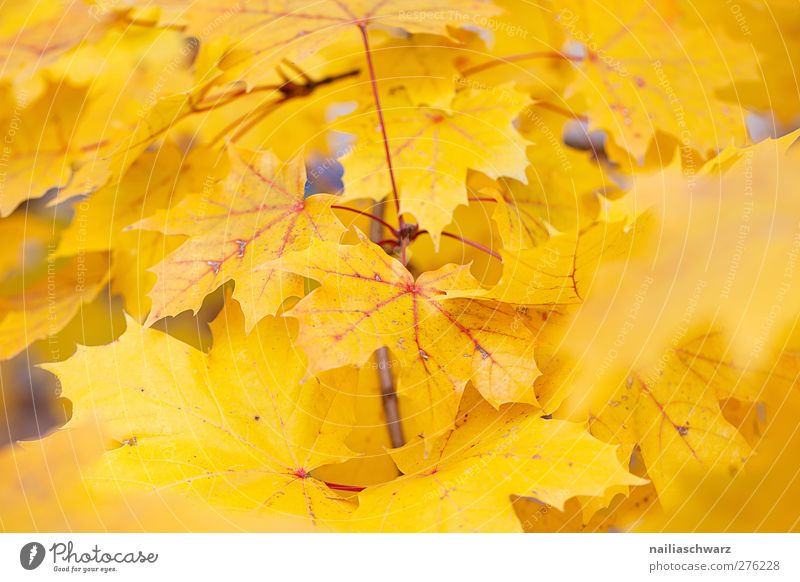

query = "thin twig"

[208,68,361,145]
[325,481,366,493]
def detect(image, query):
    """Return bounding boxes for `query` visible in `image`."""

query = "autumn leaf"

[637,326,800,532]
[588,330,752,508]
[561,131,800,405]
[351,389,643,531]
[474,218,636,305]
[139,146,344,329]
[275,233,539,439]
[339,85,529,243]
[0,0,111,81]
[44,298,358,529]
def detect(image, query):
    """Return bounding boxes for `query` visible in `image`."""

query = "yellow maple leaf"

[43,298,358,529]
[473,218,636,304]
[139,146,344,329]
[472,143,608,250]
[275,233,539,440]
[0,425,315,532]
[0,79,111,217]
[588,330,752,509]
[637,325,800,531]
[351,389,643,532]
[561,131,800,404]
[0,252,109,360]
[555,0,757,158]
[0,0,111,81]
[455,0,573,100]
[339,85,529,243]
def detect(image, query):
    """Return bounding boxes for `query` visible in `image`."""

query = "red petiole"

[332,205,400,237]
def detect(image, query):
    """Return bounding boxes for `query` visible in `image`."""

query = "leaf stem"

[324,481,366,493]
[460,50,583,78]
[357,23,408,265]
[332,204,400,237]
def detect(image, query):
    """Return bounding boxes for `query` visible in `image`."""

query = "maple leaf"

[561,131,800,402]
[275,233,539,439]
[455,0,573,99]
[148,0,500,87]
[470,143,608,250]
[0,425,314,532]
[44,298,358,529]
[513,480,660,533]
[56,142,205,257]
[349,32,467,108]
[0,0,111,81]
[139,146,344,329]
[339,85,529,243]
[468,219,636,305]
[636,327,800,531]
[351,389,643,532]
[554,0,757,158]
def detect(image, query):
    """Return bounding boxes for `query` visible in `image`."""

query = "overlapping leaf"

[275,233,539,439]
[44,299,358,529]
[139,146,344,329]
[352,390,643,531]
[554,0,757,158]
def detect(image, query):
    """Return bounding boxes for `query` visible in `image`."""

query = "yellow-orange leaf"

[339,86,529,244]
[276,233,539,439]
